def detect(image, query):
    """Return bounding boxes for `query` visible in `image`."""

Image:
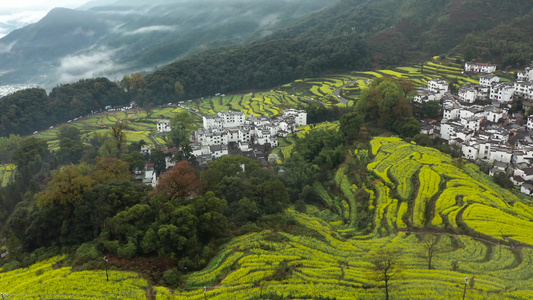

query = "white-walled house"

[521,183,533,195]
[464,62,497,73]
[489,144,513,164]
[517,67,533,82]
[461,117,481,132]
[428,78,448,93]
[479,75,499,87]
[157,119,171,133]
[514,81,533,99]
[514,167,533,182]
[442,98,461,120]
[462,141,479,160]
[490,83,515,103]
[192,110,306,162]
[485,107,506,123]
[528,115,533,130]
[210,144,229,159]
[440,120,464,140]
[458,86,478,103]
[283,109,307,126]
[203,111,245,130]
[489,161,508,176]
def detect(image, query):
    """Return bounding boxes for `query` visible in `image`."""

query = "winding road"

[334,80,357,104]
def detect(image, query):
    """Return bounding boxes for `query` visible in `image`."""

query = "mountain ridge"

[0,0,340,87]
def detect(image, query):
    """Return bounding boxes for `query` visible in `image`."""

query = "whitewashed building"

[283,109,307,126]
[157,119,171,133]
[514,81,533,99]
[489,144,513,164]
[428,78,448,93]
[485,107,506,123]
[479,75,500,87]
[490,83,515,103]
[458,86,478,103]
[203,111,246,130]
[528,115,533,130]
[517,67,533,82]
[464,62,497,73]
[192,110,306,162]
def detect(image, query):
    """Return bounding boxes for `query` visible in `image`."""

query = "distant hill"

[269,0,533,66]
[0,0,340,87]
[138,0,533,102]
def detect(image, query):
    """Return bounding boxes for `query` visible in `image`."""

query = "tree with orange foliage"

[154,160,200,200]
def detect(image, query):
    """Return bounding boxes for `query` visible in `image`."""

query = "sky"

[0,0,89,38]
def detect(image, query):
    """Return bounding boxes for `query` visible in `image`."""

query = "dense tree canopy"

[353,77,419,137]
[0,78,127,137]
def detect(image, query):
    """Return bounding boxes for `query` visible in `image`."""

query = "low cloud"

[123,25,176,35]
[0,10,48,38]
[55,47,126,83]
[0,41,16,53]
[258,13,280,27]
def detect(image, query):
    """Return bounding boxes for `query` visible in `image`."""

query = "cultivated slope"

[157,137,533,299]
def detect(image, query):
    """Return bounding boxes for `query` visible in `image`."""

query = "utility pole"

[104,256,109,281]
[462,277,469,300]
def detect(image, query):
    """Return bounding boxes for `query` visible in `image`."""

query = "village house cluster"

[142,109,306,186]
[190,109,306,163]
[417,62,533,195]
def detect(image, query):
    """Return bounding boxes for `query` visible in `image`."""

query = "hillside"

[0,0,340,87]
[270,0,533,65]
[2,136,533,299]
[136,0,533,102]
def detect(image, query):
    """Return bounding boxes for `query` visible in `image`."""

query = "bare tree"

[372,249,401,300]
[422,234,440,270]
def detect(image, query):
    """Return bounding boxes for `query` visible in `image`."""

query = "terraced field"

[33,107,189,151]
[0,256,148,299]
[5,136,533,299]
[152,210,533,299]
[355,57,479,87]
[364,137,533,251]
[150,137,533,299]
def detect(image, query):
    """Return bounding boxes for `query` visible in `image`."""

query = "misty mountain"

[0,0,340,87]
[267,0,533,66]
[136,0,533,103]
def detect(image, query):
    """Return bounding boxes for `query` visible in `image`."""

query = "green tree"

[98,123,128,158]
[92,157,131,183]
[168,111,196,148]
[56,138,85,164]
[493,171,513,189]
[12,136,51,186]
[420,234,443,269]
[57,125,81,141]
[174,81,185,101]
[413,134,433,147]
[339,111,362,142]
[192,192,228,242]
[36,164,95,209]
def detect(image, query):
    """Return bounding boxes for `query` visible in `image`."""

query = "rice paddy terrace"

[3,137,533,299]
